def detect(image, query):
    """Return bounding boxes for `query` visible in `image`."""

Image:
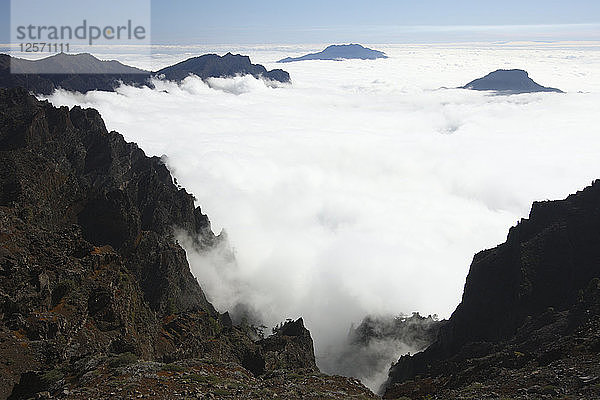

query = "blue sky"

[1,0,599,44]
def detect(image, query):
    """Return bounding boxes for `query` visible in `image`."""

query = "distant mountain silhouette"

[0,53,150,95]
[8,52,148,75]
[278,44,387,63]
[155,53,290,83]
[461,69,563,94]
[0,52,290,94]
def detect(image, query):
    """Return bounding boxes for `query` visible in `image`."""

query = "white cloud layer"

[45,43,600,389]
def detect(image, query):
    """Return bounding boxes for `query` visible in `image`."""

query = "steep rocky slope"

[0,88,374,399]
[383,181,600,399]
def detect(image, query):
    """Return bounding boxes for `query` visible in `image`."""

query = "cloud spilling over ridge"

[45,44,600,390]
[327,312,443,392]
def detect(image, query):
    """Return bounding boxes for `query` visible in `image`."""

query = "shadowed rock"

[278,44,387,63]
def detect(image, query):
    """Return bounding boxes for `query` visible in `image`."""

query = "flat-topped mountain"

[155,52,290,83]
[0,88,374,399]
[383,181,600,399]
[0,52,290,95]
[461,69,563,94]
[277,44,387,63]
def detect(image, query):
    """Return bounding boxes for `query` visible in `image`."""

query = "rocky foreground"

[0,88,374,399]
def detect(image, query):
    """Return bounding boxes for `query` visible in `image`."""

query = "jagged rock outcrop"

[461,69,563,94]
[155,53,290,83]
[258,318,318,372]
[0,52,290,95]
[0,88,375,399]
[383,181,600,399]
[277,44,387,63]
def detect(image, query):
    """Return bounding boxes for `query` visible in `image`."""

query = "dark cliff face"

[0,86,215,315]
[155,53,291,83]
[384,181,600,399]
[277,44,387,63]
[0,88,361,400]
[461,69,563,94]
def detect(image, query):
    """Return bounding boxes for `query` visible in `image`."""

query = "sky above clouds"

[1,0,599,44]
[149,0,600,43]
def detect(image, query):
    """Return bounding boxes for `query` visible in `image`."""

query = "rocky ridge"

[155,53,290,84]
[0,52,290,95]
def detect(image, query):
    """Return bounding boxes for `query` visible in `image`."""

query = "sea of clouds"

[45,43,600,390]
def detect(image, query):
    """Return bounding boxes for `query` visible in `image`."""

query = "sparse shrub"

[179,373,216,385]
[162,363,186,373]
[207,316,222,336]
[40,368,64,385]
[108,352,137,368]
[167,297,178,315]
[540,385,557,395]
